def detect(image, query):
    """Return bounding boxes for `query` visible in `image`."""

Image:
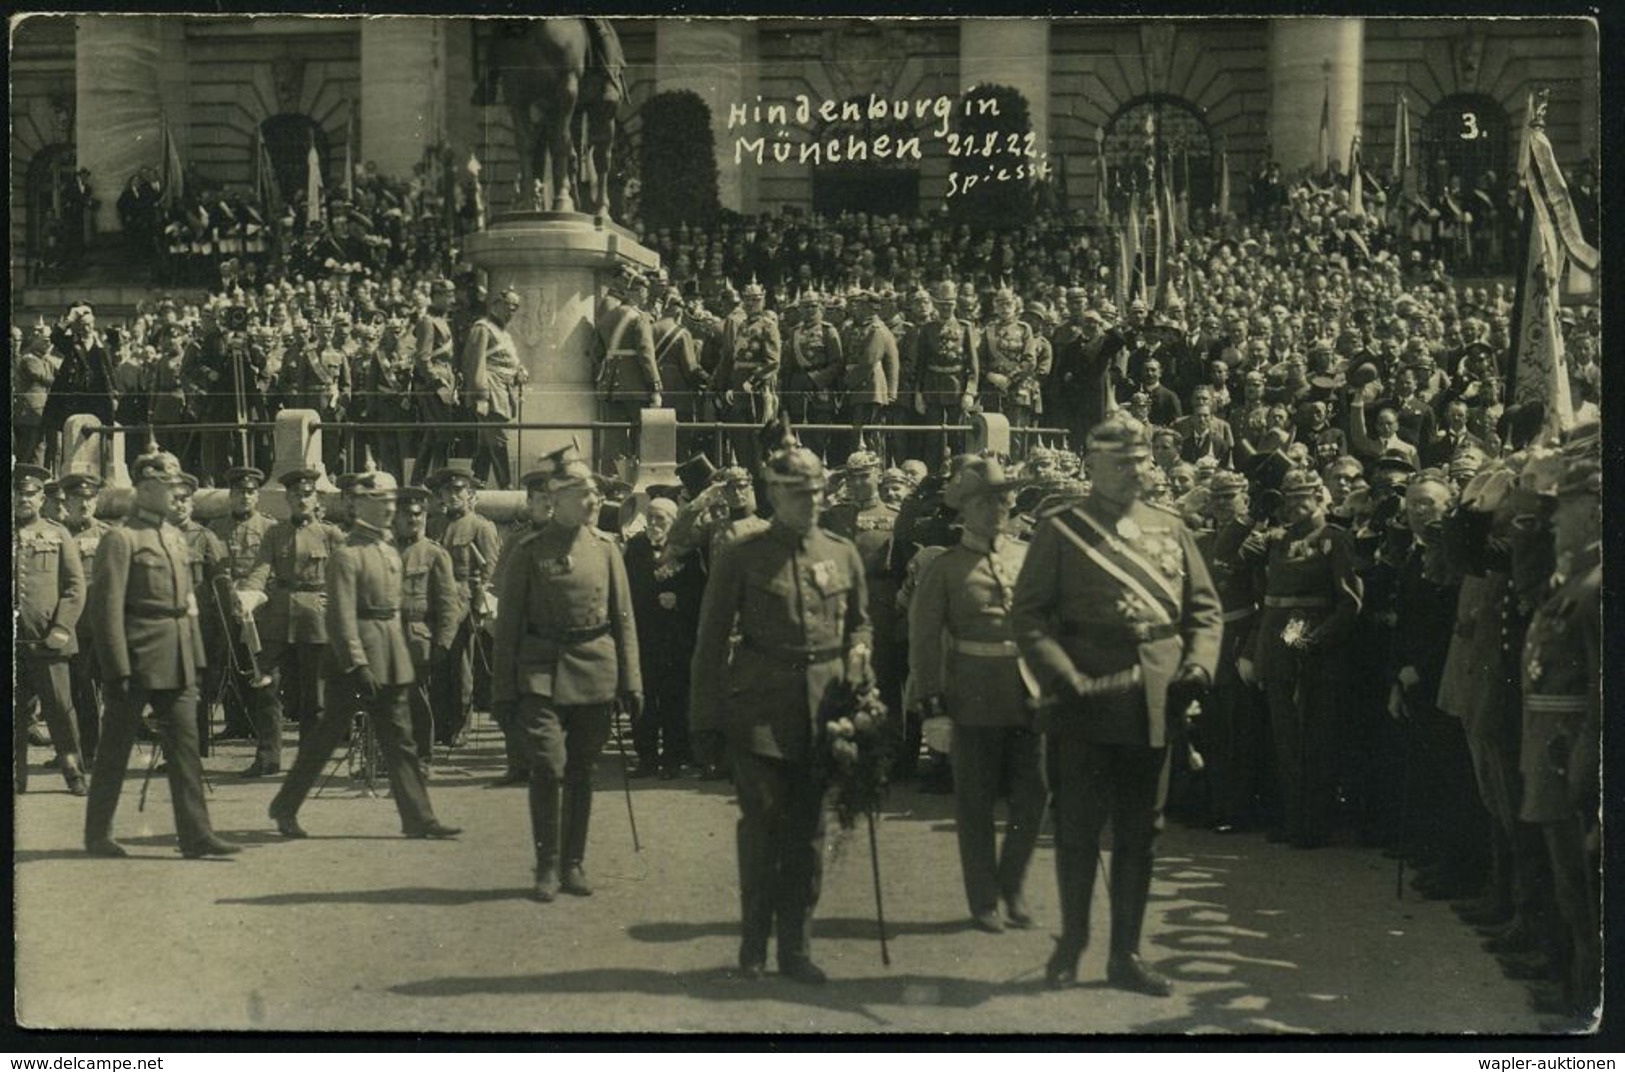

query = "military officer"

[821,451,904,745]
[1243,468,1363,849]
[486,485,553,787]
[491,446,642,902]
[978,287,1042,429]
[59,471,111,765]
[394,487,461,771]
[463,287,528,490]
[782,289,843,461]
[1517,456,1600,1020]
[424,465,502,750]
[207,466,276,741]
[84,452,237,858]
[1193,470,1268,832]
[688,432,872,984]
[14,464,88,795]
[411,278,460,485]
[713,279,781,476]
[268,471,461,840]
[907,456,1044,932]
[169,474,228,754]
[595,266,662,472]
[238,467,347,775]
[840,291,900,455]
[908,281,979,464]
[668,464,770,570]
[1011,414,1223,995]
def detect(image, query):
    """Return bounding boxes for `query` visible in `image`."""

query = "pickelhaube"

[349,470,399,497]
[1209,470,1249,496]
[931,280,959,304]
[130,452,188,486]
[742,276,766,299]
[943,455,1022,510]
[844,450,882,474]
[761,418,826,491]
[529,441,595,491]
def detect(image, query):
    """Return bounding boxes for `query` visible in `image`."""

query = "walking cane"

[137,727,163,813]
[866,809,891,966]
[612,700,642,853]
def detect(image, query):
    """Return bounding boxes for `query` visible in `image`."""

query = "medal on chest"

[540,555,574,578]
[808,560,840,594]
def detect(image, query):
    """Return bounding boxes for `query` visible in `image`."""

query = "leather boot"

[1045,846,1095,989]
[560,779,594,875]
[61,754,88,797]
[529,777,561,903]
[736,820,772,974]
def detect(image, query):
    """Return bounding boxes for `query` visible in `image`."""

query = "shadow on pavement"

[626,915,972,944]
[217,886,535,907]
[389,965,1007,1024]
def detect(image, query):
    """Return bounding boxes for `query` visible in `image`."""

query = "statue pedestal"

[462,212,659,476]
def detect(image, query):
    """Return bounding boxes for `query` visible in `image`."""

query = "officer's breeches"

[514,697,612,867]
[85,683,214,851]
[950,723,1045,914]
[731,750,829,964]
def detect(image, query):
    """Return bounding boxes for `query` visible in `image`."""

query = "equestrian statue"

[473,17,626,218]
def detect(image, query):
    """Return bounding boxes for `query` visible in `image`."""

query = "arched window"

[1420,93,1510,198]
[25,143,76,280]
[260,113,330,209]
[809,96,921,217]
[1102,94,1214,217]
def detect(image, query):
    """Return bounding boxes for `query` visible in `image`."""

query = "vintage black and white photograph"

[8,10,1606,1039]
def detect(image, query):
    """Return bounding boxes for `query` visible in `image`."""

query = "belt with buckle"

[1221,606,1257,623]
[1264,595,1332,609]
[126,606,189,620]
[742,639,844,669]
[357,608,399,621]
[526,622,611,645]
[951,638,1020,658]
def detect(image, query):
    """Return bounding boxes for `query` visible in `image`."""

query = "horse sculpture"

[478,18,622,218]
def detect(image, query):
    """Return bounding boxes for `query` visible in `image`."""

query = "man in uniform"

[840,291,900,456]
[909,281,978,462]
[713,279,781,476]
[207,466,276,742]
[1517,456,1600,1020]
[651,287,708,446]
[411,278,460,486]
[267,471,461,841]
[84,452,236,858]
[59,472,110,765]
[491,446,642,902]
[821,451,903,743]
[14,464,88,795]
[463,287,528,490]
[688,431,872,984]
[978,287,1041,429]
[424,465,502,751]
[394,487,460,772]
[1011,414,1222,995]
[169,474,228,754]
[782,289,843,461]
[1193,470,1267,832]
[668,464,770,571]
[1244,468,1363,849]
[908,456,1044,932]
[237,468,347,776]
[595,267,662,473]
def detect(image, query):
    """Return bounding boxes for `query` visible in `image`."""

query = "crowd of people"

[13,153,1602,1021]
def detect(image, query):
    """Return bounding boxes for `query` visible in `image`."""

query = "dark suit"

[84,509,219,853]
[689,523,871,971]
[270,523,440,831]
[1012,496,1222,967]
[624,532,706,773]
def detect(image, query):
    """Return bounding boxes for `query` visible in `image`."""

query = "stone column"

[1267,19,1364,176]
[361,18,448,179]
[76,14,165,235]
[958,20,1051,158]
[654,20,756,213]
[463,216,659,475]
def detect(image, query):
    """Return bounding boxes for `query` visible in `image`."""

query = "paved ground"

[14,715,1558,1036]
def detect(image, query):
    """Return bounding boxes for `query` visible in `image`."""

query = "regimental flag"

[256,127,280,214]
[1095,125,1110,226]
[1348,131,1365,220]
[1316,83,1330,176]
[1125,190,1143,307]
[1509,91,1600,439]
[1216,143,1231,217]
[159,115,185,210]
[1162,153,1179,253]
[1177,142,1191,233]
[1392,92,1412,190]
[306,132,323,226]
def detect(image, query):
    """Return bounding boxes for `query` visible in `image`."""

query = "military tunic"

[492,521,641,874]
[412,310,460,482]
[716,310,782,473]
[240,516,347,766]
[688,521,872,971]
[909,531,1045,918]
[596,297,660,468]
[427,508,502,745]
[979,317,1041,426]
[1193,518,1268,826]
[822,497,903,729]
[84,508,219,853]
[398,533,460,762]
[1519,546,1600,824]
[207,510,276,736]
[64,516,110,764]
[463,315,523,488]
[14,516,86,789]
[270,523,440,831]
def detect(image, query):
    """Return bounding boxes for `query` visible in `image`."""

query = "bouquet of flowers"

[815,679,894,831]
[1280,616,1311,650]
